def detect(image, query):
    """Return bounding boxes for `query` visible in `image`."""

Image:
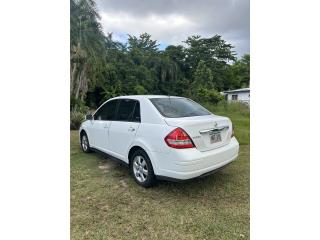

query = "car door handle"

[128,127,135,132]
[104,125,109,129]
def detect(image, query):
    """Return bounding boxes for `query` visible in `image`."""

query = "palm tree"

[70,0,106,101]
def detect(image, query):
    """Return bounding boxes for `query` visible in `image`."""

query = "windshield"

[150,98,211,118]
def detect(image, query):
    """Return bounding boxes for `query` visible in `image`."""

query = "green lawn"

[71,103,250,240]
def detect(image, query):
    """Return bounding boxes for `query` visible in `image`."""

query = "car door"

[90,99,118,151]
[108,99,141,162]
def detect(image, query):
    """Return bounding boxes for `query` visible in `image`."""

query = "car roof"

[113,95,183,100]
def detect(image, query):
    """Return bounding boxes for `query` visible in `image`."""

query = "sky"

[96,0,249,58]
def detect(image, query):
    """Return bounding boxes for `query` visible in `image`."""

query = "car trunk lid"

[164,114,232,152]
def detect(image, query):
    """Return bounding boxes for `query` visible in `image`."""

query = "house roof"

[223,88,250,94]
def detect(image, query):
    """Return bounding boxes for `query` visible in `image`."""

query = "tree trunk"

[70,62,77,95]
[74,69,83,100]
[74,64,88,100]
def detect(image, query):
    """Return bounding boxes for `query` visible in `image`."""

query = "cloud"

[97,0,249,57]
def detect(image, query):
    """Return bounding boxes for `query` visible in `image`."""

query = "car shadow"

[91,149,235,198]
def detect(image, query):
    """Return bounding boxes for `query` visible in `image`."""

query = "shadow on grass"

[90,149,238,200]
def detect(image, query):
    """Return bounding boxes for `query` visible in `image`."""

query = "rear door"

[91,99,118,151]
[108,99,141,161]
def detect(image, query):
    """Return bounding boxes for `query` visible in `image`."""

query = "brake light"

[164,128,195,149]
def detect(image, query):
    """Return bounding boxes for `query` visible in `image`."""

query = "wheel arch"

[79,129,87,138]
[127,143,161,176]
[128,146,145,165]
[79,129,89,144]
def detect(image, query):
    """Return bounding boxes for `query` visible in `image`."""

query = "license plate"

[210,132,222,143]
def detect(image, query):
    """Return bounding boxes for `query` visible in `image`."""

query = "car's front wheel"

[81,132,92,153]
[130,150,156,187]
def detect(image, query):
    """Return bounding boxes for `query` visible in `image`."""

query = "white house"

[223,88,250,105]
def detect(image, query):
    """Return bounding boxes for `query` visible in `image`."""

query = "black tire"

[130,149,156,188]
[80,132,92,153]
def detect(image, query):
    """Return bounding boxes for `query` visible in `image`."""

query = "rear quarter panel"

[127,123,175,174]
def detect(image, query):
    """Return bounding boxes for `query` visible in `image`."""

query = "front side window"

[116,99,137,121]
[94,100,118,121]
[150,98,211,118]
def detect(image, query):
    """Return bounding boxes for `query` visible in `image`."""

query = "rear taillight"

[164,127,195,149]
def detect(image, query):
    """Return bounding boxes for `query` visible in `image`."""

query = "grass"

[71,102,250,240]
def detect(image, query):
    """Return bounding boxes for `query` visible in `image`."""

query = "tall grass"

[70,110,85,130]
[203,100,250,117]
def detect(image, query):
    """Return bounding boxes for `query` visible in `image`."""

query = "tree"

[164,45,186,70]
[226,54,250,89]
[184,35,236,90]
[70,0,106,103]
[190,60,223,104]
[127,33,159,53]
[193,60,214,89]
[70,0,248,109]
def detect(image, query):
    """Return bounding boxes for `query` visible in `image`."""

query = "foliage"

[128,33,159,53]
[70,0,250,109]
[184,35,236,87]
[70,96,89,113]
[193,60,214,88]
[134,85,148,95]
[197,88,224,104]
[70,0,106,101]
[225,54,250,89]
[70,110,85,130]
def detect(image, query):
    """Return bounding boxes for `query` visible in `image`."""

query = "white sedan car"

[79,95,239,187]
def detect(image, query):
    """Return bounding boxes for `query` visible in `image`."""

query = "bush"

[196,87,224,104]
[134,85,148,95]
[70,97,89,113]
[70,110,85,130]
[206,89,224,104]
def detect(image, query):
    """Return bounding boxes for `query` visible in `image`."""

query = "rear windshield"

[150,98,211,118]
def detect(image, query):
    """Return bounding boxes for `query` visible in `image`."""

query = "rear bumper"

[154,137,239,180]
[156,162,233,182]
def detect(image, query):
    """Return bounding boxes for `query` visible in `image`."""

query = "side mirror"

[85,114,93,120]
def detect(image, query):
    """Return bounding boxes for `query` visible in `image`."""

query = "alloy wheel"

[82,135,88,151]
[132,155,148,182]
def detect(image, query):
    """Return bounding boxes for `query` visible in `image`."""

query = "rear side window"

[132,102,141,122]
[116,99,137,121]
[94,100,118,120]
[150,98,211,118]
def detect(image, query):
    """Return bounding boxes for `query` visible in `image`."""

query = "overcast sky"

[96,0,249,57]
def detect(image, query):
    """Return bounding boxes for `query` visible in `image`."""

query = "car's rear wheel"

[130,150,156,187]
[81,132,92,153]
